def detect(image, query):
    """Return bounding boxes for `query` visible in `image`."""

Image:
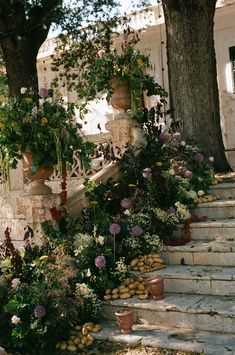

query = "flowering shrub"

[0,229,101,355]
[0,88,94,181]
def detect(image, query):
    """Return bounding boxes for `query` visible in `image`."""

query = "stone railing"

[0,132,114,196]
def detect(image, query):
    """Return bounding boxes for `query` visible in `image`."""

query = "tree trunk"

[162,0,230,172]
[0,29,48,97]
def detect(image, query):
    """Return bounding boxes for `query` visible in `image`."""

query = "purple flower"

[121,198,131,209]
[142,168,151,178]
[185,170,193,180]
[159,132,168,143]
[167,207,176,214]
[95,255,106,269]
[34,305,46,318]
[109,223,121,235]
[194,152,204,163]
[131,225,143,236]
[173,132,181,141]
[39,88,48,98]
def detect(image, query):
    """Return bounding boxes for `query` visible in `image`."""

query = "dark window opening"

[229,46,235,93]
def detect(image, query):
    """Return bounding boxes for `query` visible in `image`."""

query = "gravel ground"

[83,341,200,355]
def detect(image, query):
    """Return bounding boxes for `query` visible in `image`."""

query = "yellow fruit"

[138,283,145,291]
[87,334,94,341]
[67,339,74,346]
[67,345,77,352]
[91,326,99,333]
[73,337,81,345]
[119,287,130,294]
[78,344,85,349]
[103,294,112,301]
[85,340,93,347]
[59,342,67,350]
[130,258,139,267]
[123,278,131,285]
[112,288,119,294]
[55,343,60,349]
[112,293,119,300]
[138,294,149,300]
[105,289,111,295]
[81,336,87,344]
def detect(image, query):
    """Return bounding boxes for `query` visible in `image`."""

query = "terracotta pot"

[110,78,131,111]
[145,276,164,300]
[115,309,134,334]
[22,152,53,196]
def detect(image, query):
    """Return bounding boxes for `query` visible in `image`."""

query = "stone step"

[194,199,235,219]
[94,321,235,355]
[185,219,235,241]
[142,265,235,296]
[162,240,235,266]
[209,181,235,199]
[102,293,235,334]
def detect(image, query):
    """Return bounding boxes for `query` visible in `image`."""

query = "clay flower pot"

[115,309,134,334]
[22,152,53,196]
[145,276,164,300]
[110,78,131,111]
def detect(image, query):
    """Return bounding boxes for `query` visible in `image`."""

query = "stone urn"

[115,309,134,334]
[22,152,53,196]
[145,276,164,300]
[110,78,131,111]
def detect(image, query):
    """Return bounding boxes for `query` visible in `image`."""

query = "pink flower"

[34,305,46,318]
[173,132,181,141]
[142,168,151,178]
[95,255,106,269]
[11,315,21,324]
[109,223,121,235]
[167,207,176,214]
[97,49,106,58]
[159,132,168,143]
[131,225,143,236]
[121,198,131,209]
[194,152,204,163]
[185,170,193,180]
[39,88,48,98]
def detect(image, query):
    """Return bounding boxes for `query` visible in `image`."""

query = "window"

[229,46,235,93]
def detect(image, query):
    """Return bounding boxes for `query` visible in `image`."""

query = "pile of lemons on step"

[195,190,219,204]
[55,322,101,352]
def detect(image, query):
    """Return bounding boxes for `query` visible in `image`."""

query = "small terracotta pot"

[115,309,134,334]
[145,276,164,300]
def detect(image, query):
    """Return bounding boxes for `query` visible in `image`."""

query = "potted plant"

[0,88,94,194]
[74,37,167,122]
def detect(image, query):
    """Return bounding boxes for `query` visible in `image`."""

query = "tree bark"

[162,0,230,172]
[0,0,61,96]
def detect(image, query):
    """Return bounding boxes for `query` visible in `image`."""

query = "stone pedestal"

[105,112,146,156]
[17,194,61,244]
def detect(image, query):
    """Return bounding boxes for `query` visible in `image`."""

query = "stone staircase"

[97,181,235,354]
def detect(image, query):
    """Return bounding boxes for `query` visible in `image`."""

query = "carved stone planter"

[22,152,53,196]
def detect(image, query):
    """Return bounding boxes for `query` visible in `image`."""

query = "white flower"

[12,278,20,288]
[97,236,105,246]
[169,169,175,176]
[11,315,21,324]
[209,156,214,162]
[181,141,186,146]
[198,190,205,196]
[20,87,27,94]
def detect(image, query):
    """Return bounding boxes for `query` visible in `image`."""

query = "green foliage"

[0,88,94,182]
